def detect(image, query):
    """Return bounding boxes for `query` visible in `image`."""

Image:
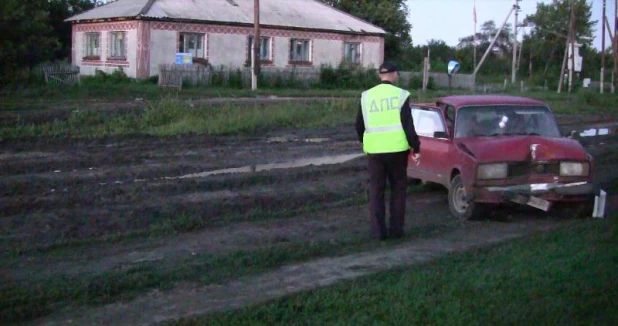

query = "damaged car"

[406,94,597,220]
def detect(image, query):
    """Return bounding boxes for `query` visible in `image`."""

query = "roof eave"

[67,16,386,36]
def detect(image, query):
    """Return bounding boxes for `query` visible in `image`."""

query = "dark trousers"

[367,150,409,239]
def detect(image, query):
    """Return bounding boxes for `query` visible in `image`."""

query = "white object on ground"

[592,189,607,219]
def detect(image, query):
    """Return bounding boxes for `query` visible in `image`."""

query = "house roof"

[65,0,386,35]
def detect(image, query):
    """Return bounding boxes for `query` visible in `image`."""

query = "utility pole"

[601,0,606,94]
[511,0,520,84]
[568,0,576,93]
[474,5,515,76]
[605,16,615,90]
[607,15,617,93]
[252,0,260,91]
[558,1,575,94]
[612,0,618,94]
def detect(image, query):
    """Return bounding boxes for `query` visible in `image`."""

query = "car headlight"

[477,163,508,180]
[560,162,590,176]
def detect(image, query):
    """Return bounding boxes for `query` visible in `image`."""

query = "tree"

[522,0,596,78]
[458,20,513,56]
[0,0,59,85]
[456,20,513,75]
[320,0,413,62]
[47,0,97,60]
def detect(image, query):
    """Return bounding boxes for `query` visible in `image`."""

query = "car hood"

[456,136,589,162]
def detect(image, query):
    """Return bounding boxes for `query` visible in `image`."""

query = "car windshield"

[454,105,561,138]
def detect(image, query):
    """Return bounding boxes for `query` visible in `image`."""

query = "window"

[454,105,561,138]
[344,42,361,63]
[411,107,446,138]
[109,31,126,59]
[247,36,271,61]
[85,32,100,58]
[289,39,311,62]
[178,33,205,58]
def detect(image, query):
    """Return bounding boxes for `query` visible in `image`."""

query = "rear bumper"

[473,181,596,204]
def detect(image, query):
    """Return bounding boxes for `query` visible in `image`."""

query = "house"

[65,0,387,79]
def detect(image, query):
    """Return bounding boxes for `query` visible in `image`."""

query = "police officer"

[355,61,421,240]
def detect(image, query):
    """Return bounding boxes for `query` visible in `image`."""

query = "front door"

[408,106,450,185]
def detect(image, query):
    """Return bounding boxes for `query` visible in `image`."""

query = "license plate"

[527,196,551,211]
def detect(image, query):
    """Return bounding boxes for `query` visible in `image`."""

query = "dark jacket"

[354,81,421,154]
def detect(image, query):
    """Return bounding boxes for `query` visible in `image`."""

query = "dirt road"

[1,112,617,325]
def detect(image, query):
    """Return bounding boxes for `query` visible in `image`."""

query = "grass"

[0,97,356,140]
[0,204,455,324]
[171,213,618,326]
[0,82,363,110]
[3,89,618,141]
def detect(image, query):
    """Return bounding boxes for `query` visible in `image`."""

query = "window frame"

[247,35,273,64]
[84,32,101,60]
[108,31,127,60]
[289,38,312,64]
[411,106,447,138]
[343,42,361,64]
[178,32,206,59]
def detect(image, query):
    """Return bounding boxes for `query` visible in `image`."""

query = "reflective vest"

[361,84,410,154]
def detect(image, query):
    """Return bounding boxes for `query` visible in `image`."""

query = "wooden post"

[252,0,260,91]
[568,0,575,93]
[605,15,616,93]
[422,57,428,92]
[612,0,618,94]
[557,41,569,93]
[511,0,519,84]
[601,0,606,93]
[558,1,575,94]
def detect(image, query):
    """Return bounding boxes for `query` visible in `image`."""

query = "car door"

[408,106,451,185]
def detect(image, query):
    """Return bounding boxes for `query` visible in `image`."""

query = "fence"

[158,64,476,90]
[399,71,476,90]
[34,62,80,86]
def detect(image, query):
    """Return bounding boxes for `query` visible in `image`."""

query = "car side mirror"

[434,131,448,139]
[447,60,460,76]
[447,60,460,89]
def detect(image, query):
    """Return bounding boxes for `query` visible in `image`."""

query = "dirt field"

[1,104,618,325]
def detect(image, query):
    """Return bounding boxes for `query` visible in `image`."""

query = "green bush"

[318,62,378,90]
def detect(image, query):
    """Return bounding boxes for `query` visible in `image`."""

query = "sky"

[407,0,613,51]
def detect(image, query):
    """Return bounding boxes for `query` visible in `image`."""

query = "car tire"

[448,174,485,221]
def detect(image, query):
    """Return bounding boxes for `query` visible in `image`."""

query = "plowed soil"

[2,104,618,325]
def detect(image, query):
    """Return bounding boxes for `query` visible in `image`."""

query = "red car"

[406,94,596,220]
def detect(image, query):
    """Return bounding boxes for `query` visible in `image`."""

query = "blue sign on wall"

[175,53,193,65]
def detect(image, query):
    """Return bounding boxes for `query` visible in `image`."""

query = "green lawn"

[171,212,618,325]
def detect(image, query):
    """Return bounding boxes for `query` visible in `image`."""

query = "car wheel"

[448,174,484,221]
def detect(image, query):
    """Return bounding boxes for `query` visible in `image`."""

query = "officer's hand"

[411,153,421,165]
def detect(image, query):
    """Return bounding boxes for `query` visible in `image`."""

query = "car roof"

[436,94,547,109]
